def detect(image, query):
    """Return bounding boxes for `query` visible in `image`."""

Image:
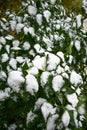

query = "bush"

[0,0,87,129]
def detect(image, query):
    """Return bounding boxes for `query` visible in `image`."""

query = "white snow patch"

[36,14,42,25]
[76,15,82,27]
[28,5,37,15]
[57,51,64,62]
[62,72,69,79]
[70,71,83,86]
[41,102,56,121]
[46,53,60,70]
[23,26,29,35]
[66,104,75,111]
[16,23,24,33]
[26,74,39,95]
[41,71,50,87]
[5,35,14,40]
[34,98,47,110]
[0,36,6,45]
[8,124,17,130]
[26,111,37,123]
[27,67,39,75]
[67,93,79,107]
[62,111,70,127]
[43,10,51,22]
[6,45,10,53]
[1,53,9,62]
[23,41,30,50]
[75,40,81,51]
[12,40,20,47]
[56,65,64,74]
[10,20,16,31]
[78,104,85,115]
[73,111,79,128]
[29,27,35,36]
[34,44,45,53]
[52,75,64,92]
[0,90,9,101]
[83,18,87,31]
[7,71,25,92]
[16,56,25,63]
[47,114,58,130]
[9,58,17,69]
[50,0,56,4]
[0,71,7,81]
[32,56,46,71]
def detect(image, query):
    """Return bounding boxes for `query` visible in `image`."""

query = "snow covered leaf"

[7,71,25,92]
[52,75,64,92]
[67,93,79,107]
[28,5,37,15]
[26,74,39,95]
[32,56,46,71]
[62,111,70,127]
[70,71,83,87]
[41,102,56,121]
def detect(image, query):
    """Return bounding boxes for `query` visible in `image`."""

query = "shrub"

[0,0,87,129]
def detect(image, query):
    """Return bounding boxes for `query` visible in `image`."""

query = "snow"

[9,58,17,69]
[10,20,16,31]
[16,56,25,63]
[50,0,56,4]
[43,10,51,22]
[67,93,79,107]
[56,65,64,74]
[7,71,25,92]
[34,98,46,110]
[8,124,17,130]
[1,53,9,62]
[46,53,60,70]
[83,18,87,31]
[83,0,87,7]
[43,36,53,49]
[70,71,83,86]
[26,74,39,95]
[28,5,37,15]
[36,14,42,25]
[5,35,14,40]
[47,114,58,130]
[32,56,46,71]
[0,70,7,81]
[28,27,35,36]
[41,102,56,121]
[6,45,10,53]
[23,41,30,50]
[73,111,79,128]
[66,104,75,111]
[57,51,65,61]
[34,44,45,53]
[0,36,6,45]
[12,40,20,47]
[16,23,24,33]
[76,15,82,28]
[41,71,50,87]
[27,67,39,75]
[26,111,36,123]
[0,90,10,101]
[78,104,85,115]
[23,26,29,35]
[62,111,70,127]
[52,75,64,92]
[75,40,81,51]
